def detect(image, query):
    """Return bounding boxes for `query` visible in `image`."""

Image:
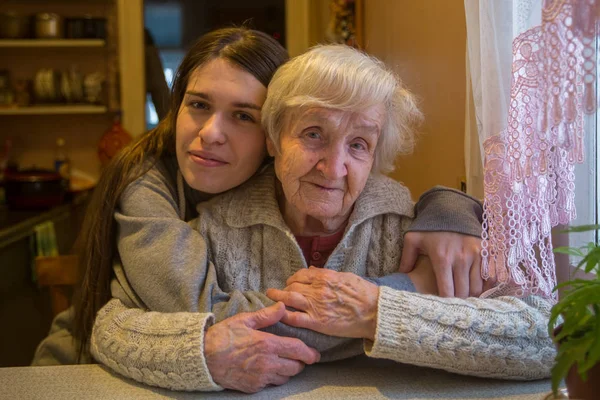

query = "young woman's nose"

[317,147,348,180]
[198,113,226,144]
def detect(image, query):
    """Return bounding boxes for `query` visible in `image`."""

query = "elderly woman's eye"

[306,131,321,139]
[350,141,367,151]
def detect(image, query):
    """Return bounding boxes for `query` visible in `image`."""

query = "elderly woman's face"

[269,106,384,221]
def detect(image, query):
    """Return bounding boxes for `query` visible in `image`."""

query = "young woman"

[33,28,485,392]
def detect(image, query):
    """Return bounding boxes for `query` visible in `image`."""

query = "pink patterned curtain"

[479,0,599,299]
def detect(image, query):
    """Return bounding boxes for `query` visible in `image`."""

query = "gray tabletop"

[1,356,554,400]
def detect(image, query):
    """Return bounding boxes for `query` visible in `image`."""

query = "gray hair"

[261,44,423,174]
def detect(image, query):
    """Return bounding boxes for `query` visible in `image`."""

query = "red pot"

[2,169,67,209]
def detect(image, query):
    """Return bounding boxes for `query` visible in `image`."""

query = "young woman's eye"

[234,112,255,123]
[190,101,209,110]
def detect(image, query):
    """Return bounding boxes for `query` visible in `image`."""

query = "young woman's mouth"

[189,151,228,167]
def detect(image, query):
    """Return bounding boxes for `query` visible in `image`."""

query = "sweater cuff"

[199,314,224,391]
[408,186,483,238]
[364,286,410,359]
[91,301,223,392]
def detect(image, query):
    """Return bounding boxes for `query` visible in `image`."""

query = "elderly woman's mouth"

[309,182,343,192]
[189,151,229,167]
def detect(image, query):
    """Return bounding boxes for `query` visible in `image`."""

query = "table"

[0,356,555,400]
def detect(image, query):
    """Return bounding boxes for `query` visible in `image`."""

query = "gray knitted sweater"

[88,165,555,392]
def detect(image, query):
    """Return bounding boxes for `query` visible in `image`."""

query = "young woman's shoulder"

[117,155,182,219]
[123,156,178,199]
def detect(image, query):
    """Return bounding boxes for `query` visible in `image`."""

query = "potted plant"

[548,225,600,399]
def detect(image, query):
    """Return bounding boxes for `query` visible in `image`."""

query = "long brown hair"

[72,27,288,360]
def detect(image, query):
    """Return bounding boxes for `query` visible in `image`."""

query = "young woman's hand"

[204,302,320,393]
[266,268,379,341]
[405,255,438,295]
[399,231,495,298]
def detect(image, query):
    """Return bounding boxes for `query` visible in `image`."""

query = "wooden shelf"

[0,39,106,48]
[0,105,108,115]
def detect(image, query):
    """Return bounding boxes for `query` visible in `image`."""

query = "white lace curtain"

[464,0,599,299]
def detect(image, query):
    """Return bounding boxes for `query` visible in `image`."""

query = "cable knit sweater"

[88,165,555,392]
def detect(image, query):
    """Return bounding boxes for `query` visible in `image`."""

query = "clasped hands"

[205,231,494,393]
[266,231,497,342]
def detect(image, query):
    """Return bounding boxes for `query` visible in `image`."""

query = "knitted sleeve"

[366,288,555,380]
[90,298,222,392]
[408,186,483,238]
[197,262,418,355]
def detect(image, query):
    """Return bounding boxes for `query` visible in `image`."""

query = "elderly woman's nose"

[198,113,226,144]
[317,148,348,180]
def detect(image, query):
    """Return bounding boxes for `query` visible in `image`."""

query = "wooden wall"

[363,0,467,198]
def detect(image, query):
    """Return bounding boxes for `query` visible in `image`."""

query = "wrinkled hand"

[266,267,379,341]
[399,231,495,298]
[204,302,320,393]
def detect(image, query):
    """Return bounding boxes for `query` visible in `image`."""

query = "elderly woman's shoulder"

[354,173,414,218]
[364,173,413,201]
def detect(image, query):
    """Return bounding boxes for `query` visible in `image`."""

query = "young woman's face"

[176,58,268,194]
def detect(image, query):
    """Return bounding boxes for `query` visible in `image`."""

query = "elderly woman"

[91,45,554,392]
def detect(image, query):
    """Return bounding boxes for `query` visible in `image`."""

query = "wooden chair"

[35,255,79,317]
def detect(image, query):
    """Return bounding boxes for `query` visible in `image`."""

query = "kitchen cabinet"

[0,2,120,111]
[0,0,144,180]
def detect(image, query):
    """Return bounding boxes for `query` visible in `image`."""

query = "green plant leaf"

[550,284,600,338]
[554,247,585,257]
[557,283,600,305]
[552,343,581,395]
[549,223,600,395]
[582,247,600,274]
[585,242,597,252]
[558,224,600,233]
[551,353,572,394]
[558,299,600,323]
[580,313,600,373]
[556,314,593,342]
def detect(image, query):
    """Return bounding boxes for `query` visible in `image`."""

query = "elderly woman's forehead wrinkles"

[294,109,344,127]
[300,108,340,119]
[351,125,380,139]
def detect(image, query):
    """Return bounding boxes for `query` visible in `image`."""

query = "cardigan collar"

[224,165,414,233]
